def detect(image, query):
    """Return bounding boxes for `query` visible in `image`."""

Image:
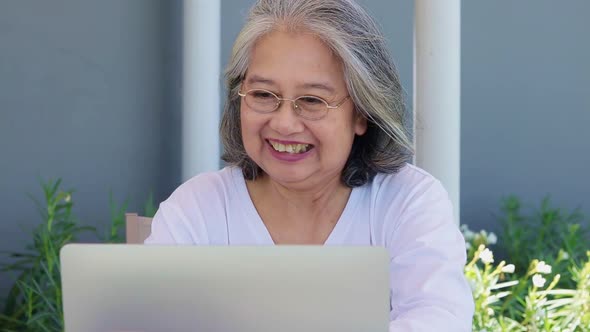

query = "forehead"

[246,30,346,91]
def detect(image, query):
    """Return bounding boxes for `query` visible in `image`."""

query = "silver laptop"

[60,244,389,332]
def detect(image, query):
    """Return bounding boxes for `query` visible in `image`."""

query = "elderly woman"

[146,0,474,330]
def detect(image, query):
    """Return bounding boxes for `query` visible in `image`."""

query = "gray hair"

[220,0,414,187]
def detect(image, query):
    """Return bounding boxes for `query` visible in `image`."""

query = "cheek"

[314,117,357,156]
[239,109,251,145]
[314,123,353,150]
[240,107,254,134]
[240,108,265,147]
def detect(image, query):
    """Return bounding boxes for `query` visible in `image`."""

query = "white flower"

[479,248,494,264]
[532,274,546,288]
[486,308,494,316]
[501,264,515,273]
[558,250,570,261]
[460,224,475,240]
[536,261,552,274]
[487,232,497,245]
[465,242,472,250]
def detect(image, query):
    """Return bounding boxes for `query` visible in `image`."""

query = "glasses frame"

[238,88,350,121]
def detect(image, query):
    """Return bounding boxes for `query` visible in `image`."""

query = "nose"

[268,100,305,135]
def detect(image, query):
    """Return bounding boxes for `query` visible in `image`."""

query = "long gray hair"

[220,0,414,187]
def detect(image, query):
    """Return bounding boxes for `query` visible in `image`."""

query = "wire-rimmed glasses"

[238,88,350,121]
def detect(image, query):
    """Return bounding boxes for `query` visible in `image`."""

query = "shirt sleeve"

[144,201,199,244]
[386,179,474,331]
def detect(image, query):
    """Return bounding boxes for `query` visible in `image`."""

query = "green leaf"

[144,191,157,218]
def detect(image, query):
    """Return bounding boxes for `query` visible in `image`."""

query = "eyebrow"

[300,82,335,94]
[246,75,336,94]
[246,75,276,86]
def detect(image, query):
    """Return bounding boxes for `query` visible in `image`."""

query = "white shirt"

[145,164,474,331]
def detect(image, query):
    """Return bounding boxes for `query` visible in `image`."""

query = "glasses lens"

[295,96,328,120]
[245,90,278,113]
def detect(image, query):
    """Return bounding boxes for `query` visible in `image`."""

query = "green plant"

[103,191,129,244]
[0,180,90,331]
[465,244,521,331]
[102,191,156,243]
[485,195,589,324]
[464,242,590,331]
[143,191,157,218]
[0,180,155,331]
[462,194,589,331]
[461,224,498,260]
[499,196,588,287]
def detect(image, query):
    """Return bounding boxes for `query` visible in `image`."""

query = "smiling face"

[240,30,367,189]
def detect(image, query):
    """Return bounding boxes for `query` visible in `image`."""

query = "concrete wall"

[0,0,172,299]
[461,1,590,232]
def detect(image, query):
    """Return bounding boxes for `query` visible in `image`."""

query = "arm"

[387,180,474,331]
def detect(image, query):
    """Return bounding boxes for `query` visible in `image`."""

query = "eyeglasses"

[238,88,350,121]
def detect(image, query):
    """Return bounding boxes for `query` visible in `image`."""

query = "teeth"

[270,141,310,153]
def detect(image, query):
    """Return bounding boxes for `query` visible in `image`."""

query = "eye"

[297,96,325,105]
[251,90,276,100]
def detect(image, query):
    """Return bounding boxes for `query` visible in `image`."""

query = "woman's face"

[240,30,367,188]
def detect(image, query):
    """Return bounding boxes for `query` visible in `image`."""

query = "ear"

[354,112,368,136]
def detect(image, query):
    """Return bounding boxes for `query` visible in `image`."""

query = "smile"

[267,140,313,154]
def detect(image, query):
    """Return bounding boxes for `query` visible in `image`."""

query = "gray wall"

[1,0,588,303]
[0,0,175,298]
[462,1,590,233]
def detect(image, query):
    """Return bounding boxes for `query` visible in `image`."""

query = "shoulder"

[363,164,453,242]
[368,163,448,208]
[165,166,240,206]
[160,166,244,230]
[145,167,243,244]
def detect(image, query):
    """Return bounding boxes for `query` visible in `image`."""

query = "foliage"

[0,180,155,332]
[498,196,588,287]
[462,195,589,331]
[466,243,589,331]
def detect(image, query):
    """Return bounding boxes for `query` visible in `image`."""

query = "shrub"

[0,179,154,331]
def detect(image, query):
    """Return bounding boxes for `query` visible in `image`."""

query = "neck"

[249,172,352,221]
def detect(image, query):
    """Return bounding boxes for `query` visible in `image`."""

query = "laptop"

[60,244,390,332]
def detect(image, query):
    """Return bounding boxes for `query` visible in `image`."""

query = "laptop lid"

[60,244,389,332]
